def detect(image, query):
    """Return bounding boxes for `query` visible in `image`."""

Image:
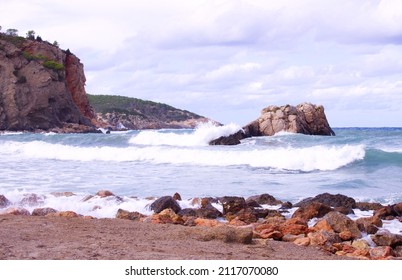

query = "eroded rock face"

[209,103,335,145]
[0,34,96,132]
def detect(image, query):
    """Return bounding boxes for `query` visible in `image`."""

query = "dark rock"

[355,202,384,211]
[0,194,11,209]
[246,199,261,208]
[291,202,333,220]
[393,202,402,216]
[246,193,282,205]
[356,216,383,234]
[374,206,398,219]
[178,208,198,217]
[334,206,354,215]
[209,130,246,145]
[371,229,402,247]
[322,211,362,239]
[294,193,356,209]
[32,207,57,216]
[196,205,223,219]
[280,201,293,209]
[219,196,248,215]
[150,196,181,214]
[172,192,182,201]
[226,208,257,224]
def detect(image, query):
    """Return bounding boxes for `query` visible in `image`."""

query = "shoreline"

[1,191,402,260]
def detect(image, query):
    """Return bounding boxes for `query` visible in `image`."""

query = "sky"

[1,0,402,127]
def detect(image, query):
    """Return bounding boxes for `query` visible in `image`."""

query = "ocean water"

[1,123,401,226]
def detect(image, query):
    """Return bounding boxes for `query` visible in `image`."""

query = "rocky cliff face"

[0,34,97,132]
[210,103,335,145]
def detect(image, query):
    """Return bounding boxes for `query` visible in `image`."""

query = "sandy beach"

[0,215,351,260]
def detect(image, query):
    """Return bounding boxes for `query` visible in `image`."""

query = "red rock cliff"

[0,33,97,132]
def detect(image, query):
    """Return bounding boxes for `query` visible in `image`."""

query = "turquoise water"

[0,125,401,218]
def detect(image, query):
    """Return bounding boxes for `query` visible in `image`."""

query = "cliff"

[210,103,335,145]
[88,94,214,130]
[0,33,97,132]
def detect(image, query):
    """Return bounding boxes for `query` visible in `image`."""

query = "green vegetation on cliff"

[87,94,204,122]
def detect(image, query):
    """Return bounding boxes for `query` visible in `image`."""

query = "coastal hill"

[0,30,97,133]
[88,94,212,130]
[0,29,211,132]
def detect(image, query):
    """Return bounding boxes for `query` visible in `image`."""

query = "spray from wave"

[128,122,242,146]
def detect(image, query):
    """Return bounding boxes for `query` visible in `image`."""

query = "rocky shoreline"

[1,191,401,260]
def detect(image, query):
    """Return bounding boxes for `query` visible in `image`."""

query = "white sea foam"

[0,139,366,171]
[129,122,242,147]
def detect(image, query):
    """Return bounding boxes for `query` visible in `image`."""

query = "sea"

[1,123,402,234]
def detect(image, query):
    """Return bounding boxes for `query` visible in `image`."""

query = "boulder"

[209,103,334,145]
[293,237,311,246]
[371,229,402,247]
[356,216,382,234]
[374,206,398,220]
[294,193,356,209]
[219,196,248,215]
[0,194,11,208]
[369,246,396,259]
[0,207,30,216]
[355,202,384,211]
[115,209,146,221]
[322,211,362,239]
[150,196,181,214]
[291,202,333,220]
[49,211,80,218]
[308,230,341,246]
[32,207,57,216]
[151,208,184,225]
[279,218,309,236]
[19,193,45,207]
[226,208,257,224]
[96,190,115,197]
[196,225,253,244]
[393,202,402,216]
[246,194,282,206]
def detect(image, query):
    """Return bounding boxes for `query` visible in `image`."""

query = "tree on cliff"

[6,28,18,36]
[26,30,36,40]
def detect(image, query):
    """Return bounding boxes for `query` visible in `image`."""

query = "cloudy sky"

[2,0,402,126]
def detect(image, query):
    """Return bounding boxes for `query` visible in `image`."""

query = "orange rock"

[259,230,283,240]
[1,207,30,216]
[228,218,248,226]
[310,219,334,232]
[280,218,308,235]
[194,218,221,227]
[369,246,396,259]
[151,208,184,225]
[49,211,79,218]
[293,237,310,246]
[96,190,115,197]
[339,230,354,241]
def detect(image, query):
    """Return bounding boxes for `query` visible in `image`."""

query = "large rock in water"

[209,103,335,145]
[0,33,97,132]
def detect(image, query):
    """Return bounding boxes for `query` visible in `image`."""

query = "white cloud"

[1,0,402,126]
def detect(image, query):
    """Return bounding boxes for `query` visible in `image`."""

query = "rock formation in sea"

[210,103,335,145]
[0,32,98,132]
